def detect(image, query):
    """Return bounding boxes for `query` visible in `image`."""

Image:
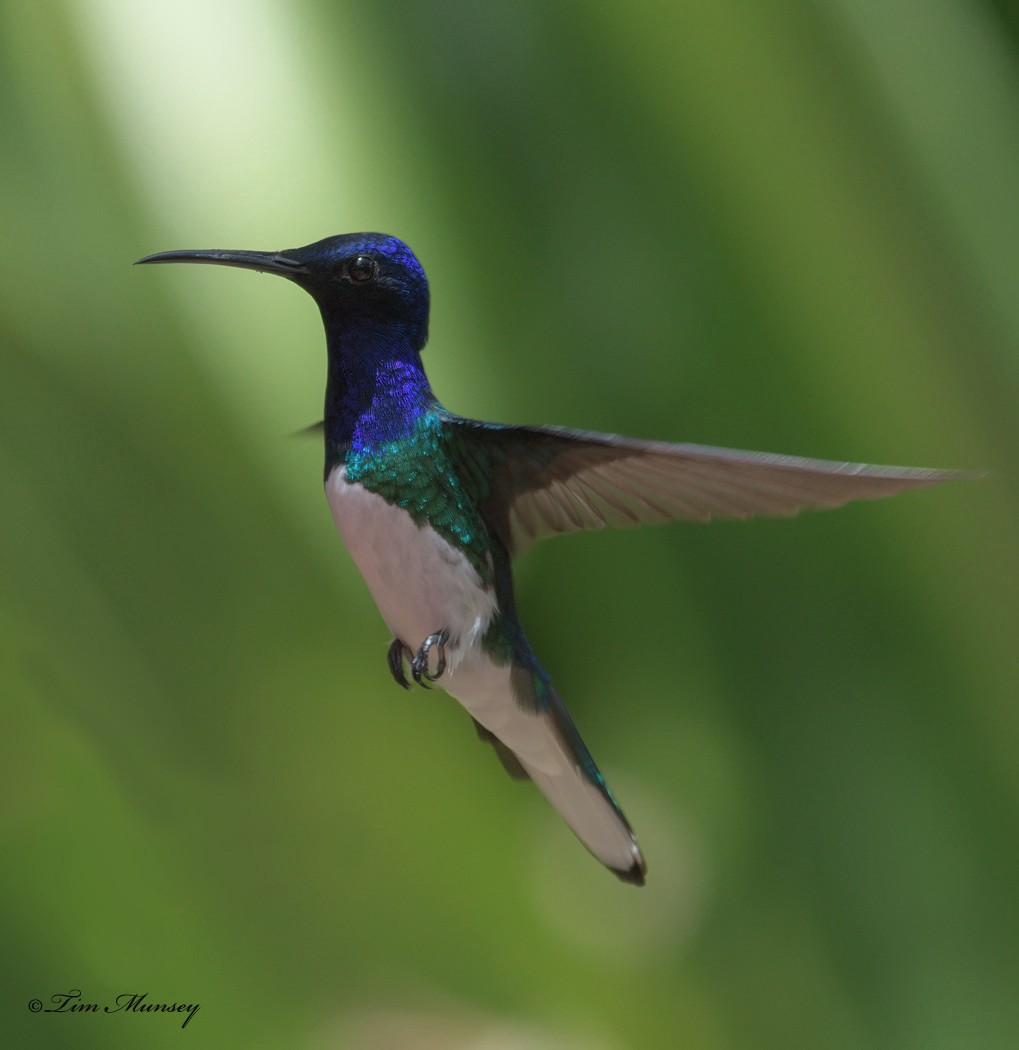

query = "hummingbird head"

[136,232,431,348]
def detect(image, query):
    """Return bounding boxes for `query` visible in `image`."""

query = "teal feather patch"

[344,411,496,583]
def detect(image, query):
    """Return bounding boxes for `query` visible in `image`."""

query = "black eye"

[348,255,378,283]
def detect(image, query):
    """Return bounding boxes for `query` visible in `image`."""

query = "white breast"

[325,467,498,668]
[327,469,645,880]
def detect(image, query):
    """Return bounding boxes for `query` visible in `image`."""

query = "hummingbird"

[137,232,966,886]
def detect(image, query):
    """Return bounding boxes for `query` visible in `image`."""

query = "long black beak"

[134,248,307,279]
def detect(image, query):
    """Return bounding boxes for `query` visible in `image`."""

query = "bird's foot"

[411,628,450,688]
[386,637,412,690]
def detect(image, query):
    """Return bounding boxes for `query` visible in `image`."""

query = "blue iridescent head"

[137,232,431,349]
[284,233,429,342]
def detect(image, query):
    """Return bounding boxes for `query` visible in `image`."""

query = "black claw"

[386,638,411,690]
[411,628,450,687]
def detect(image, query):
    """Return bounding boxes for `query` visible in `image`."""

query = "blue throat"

[319,312,501,588]
[322,314,436,476]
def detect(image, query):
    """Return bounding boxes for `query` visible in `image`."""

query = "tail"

[449,655,647,885]
[517,680,647,885]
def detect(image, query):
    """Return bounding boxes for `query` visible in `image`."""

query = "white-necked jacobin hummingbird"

[137,233,968,886]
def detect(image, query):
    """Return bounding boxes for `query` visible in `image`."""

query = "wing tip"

[867,466,986,486]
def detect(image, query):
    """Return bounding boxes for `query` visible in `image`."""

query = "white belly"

[326,468,645,880]
[325,467,497,669]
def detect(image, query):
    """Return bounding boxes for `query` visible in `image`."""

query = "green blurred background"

[2,1,1018,1047]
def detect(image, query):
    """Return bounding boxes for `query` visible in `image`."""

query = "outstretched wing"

[456,420,970,557]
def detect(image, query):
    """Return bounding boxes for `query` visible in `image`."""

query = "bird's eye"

[348,255,378,283]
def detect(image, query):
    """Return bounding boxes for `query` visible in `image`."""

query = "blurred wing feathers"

[457,420,968,556]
